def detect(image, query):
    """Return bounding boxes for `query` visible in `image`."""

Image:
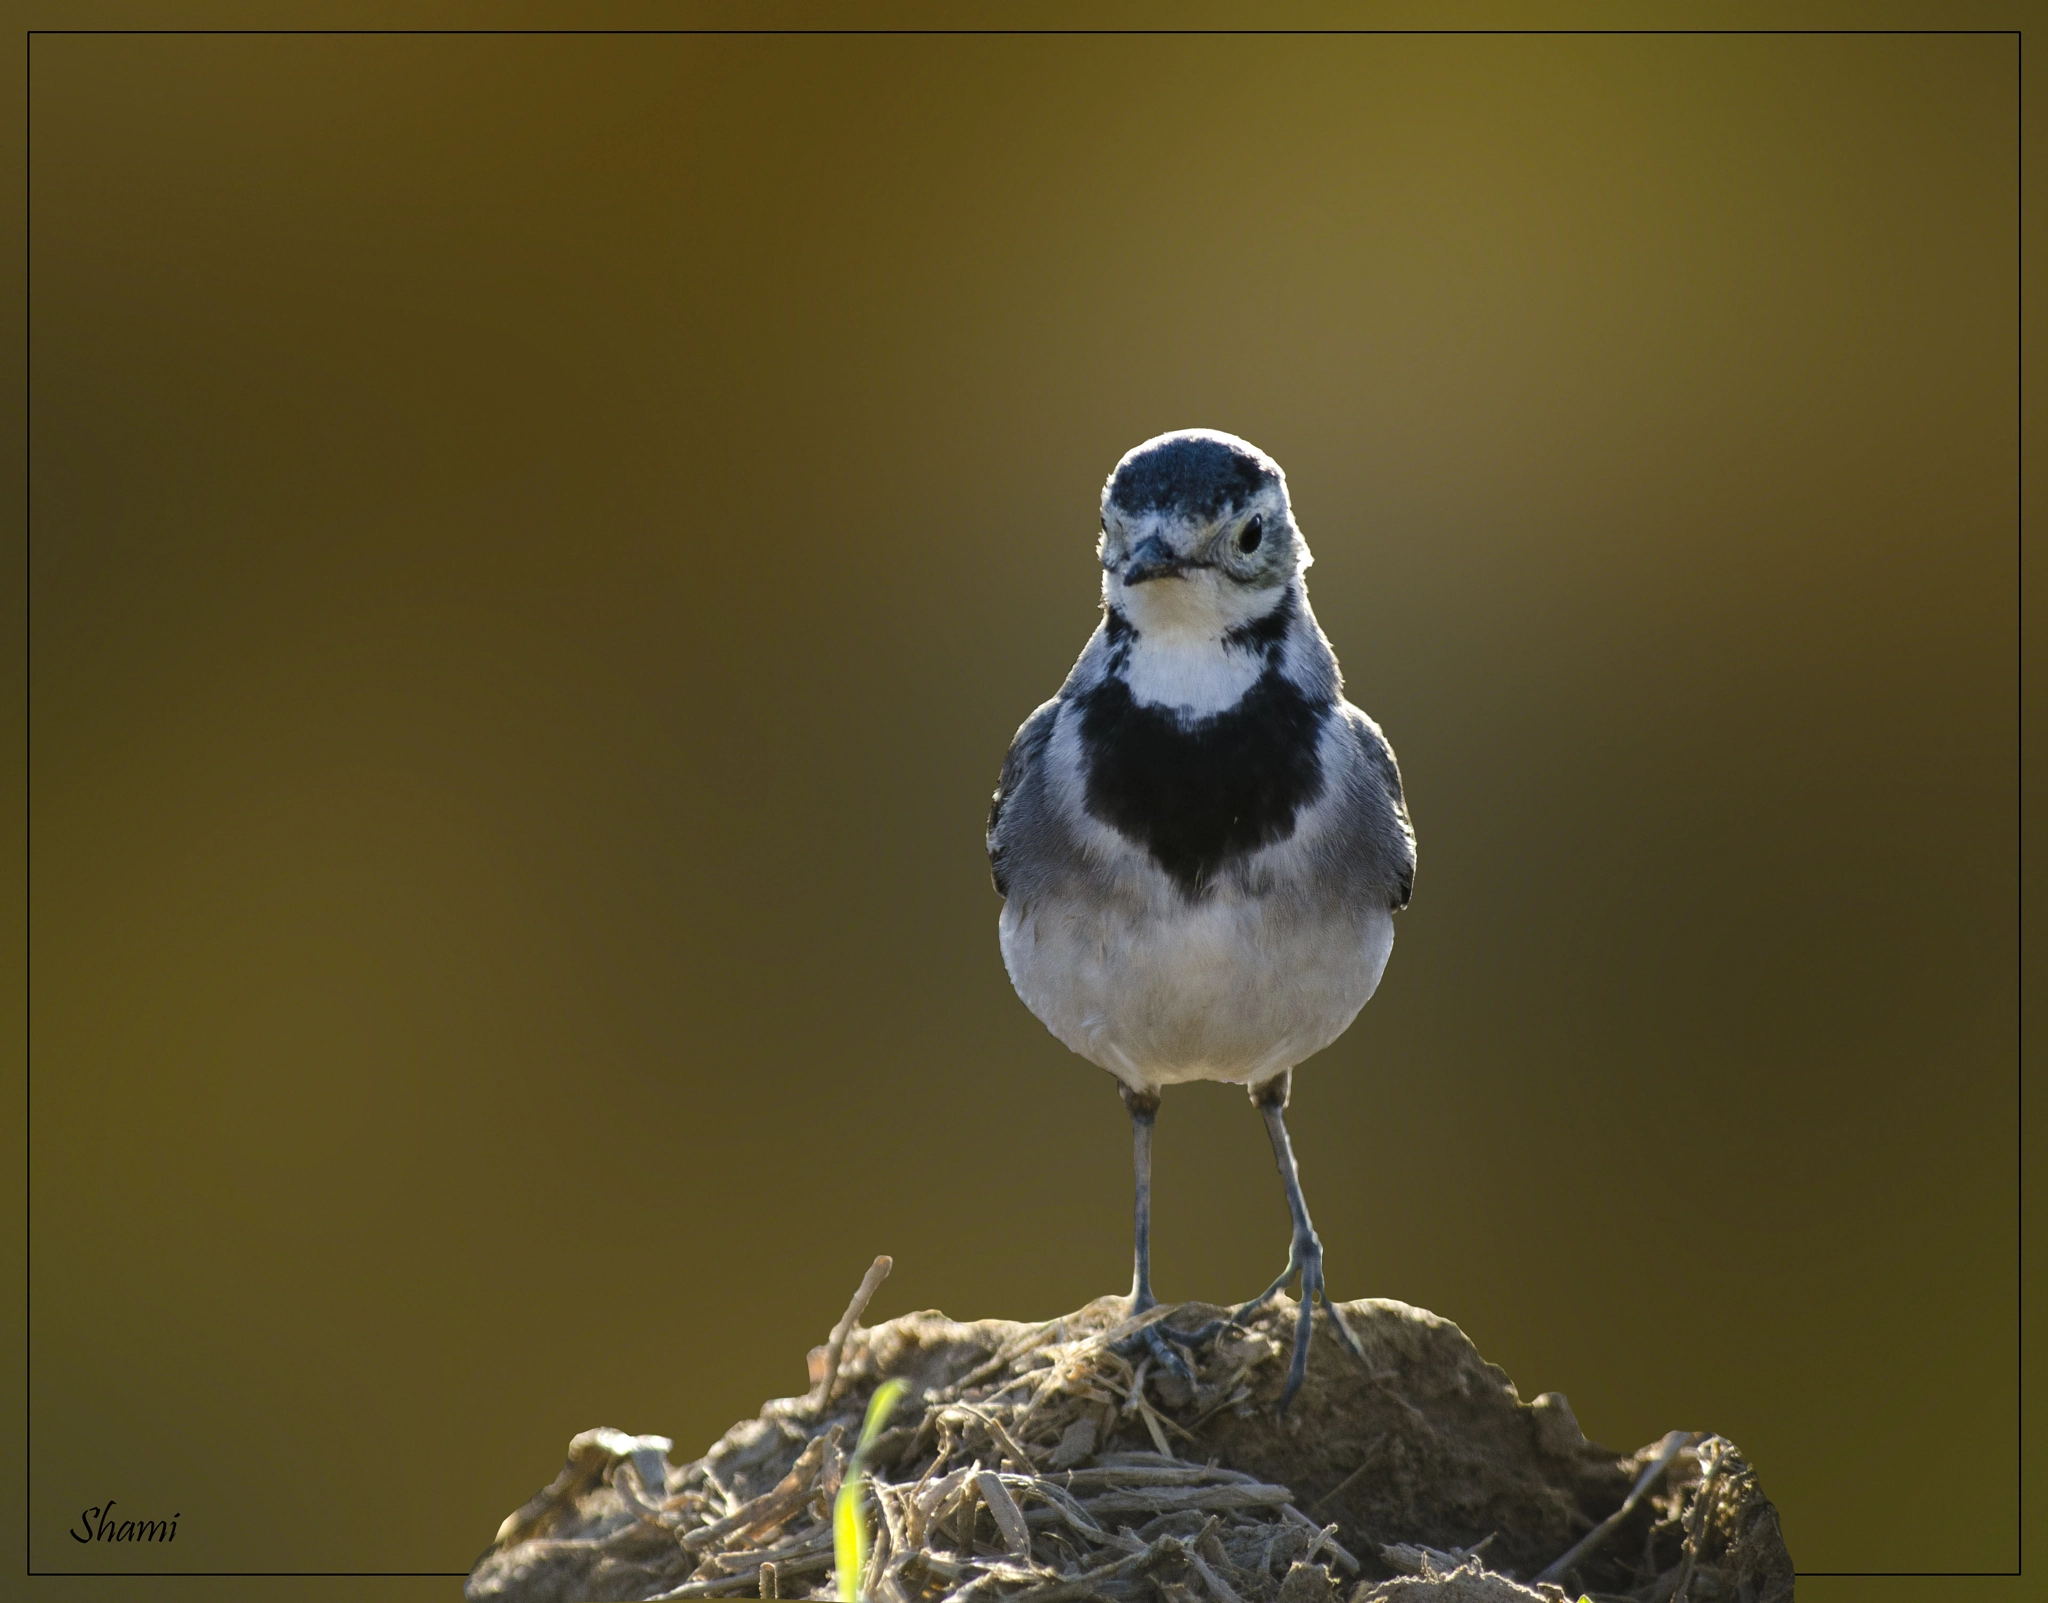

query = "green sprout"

[834,1378,909,1603]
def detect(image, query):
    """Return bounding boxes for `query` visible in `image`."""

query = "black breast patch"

[1077,668,1328,898]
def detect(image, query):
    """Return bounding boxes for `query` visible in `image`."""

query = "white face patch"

[1120,631,1262,714]
[1104,567,1284,715]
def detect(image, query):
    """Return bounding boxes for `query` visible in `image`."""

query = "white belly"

[999,888,1395,1092]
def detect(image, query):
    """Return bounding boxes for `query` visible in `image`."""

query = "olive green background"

[13,20,2030,1603]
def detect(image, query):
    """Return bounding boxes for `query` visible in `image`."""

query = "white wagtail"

[987,429,1416,1410]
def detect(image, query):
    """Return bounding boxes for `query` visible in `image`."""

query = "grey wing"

[1338,704,1417,911]
[987,697,1062,899]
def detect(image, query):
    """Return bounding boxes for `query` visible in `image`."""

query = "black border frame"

[19,22,2027,1586]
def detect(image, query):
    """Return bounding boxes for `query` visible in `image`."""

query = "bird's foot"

[1112,1297,1237,1384]
[1232,1226,1365,1414]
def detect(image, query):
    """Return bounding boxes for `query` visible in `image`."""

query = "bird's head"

[1097,429,1309,637]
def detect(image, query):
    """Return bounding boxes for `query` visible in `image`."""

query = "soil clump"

[468,1291,1792,1603]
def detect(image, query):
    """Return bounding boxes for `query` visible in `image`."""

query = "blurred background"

[21,26,2022,1600]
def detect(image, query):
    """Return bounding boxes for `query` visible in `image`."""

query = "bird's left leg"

[1232,1071,1365,1412]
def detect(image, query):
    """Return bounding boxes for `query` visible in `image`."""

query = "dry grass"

[467,1263,1791,1603]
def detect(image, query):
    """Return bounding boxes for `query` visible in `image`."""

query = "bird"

[986,428,1415,1410]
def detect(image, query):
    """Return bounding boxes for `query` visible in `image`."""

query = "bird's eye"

[1237,516,1264,554]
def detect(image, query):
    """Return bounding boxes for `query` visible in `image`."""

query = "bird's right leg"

[1124,1082,1162,1313]
[1116,1083,1203,1382]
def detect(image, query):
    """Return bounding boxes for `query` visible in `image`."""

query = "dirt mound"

[467,1291,1792,1603]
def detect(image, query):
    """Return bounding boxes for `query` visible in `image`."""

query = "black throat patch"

[1078,611,1327,898]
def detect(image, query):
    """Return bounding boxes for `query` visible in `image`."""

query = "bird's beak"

[1121,534,1202,585]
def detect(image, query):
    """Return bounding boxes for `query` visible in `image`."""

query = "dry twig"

[815,1256,895,1410]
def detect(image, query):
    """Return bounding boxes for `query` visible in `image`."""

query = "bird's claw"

[1322,1289,1365,1362]
[1112,1312,1239,1382]
[1111,1237,1359,1413]
[1138,1320,1196,1383]
[1237,1227,1362,1414]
